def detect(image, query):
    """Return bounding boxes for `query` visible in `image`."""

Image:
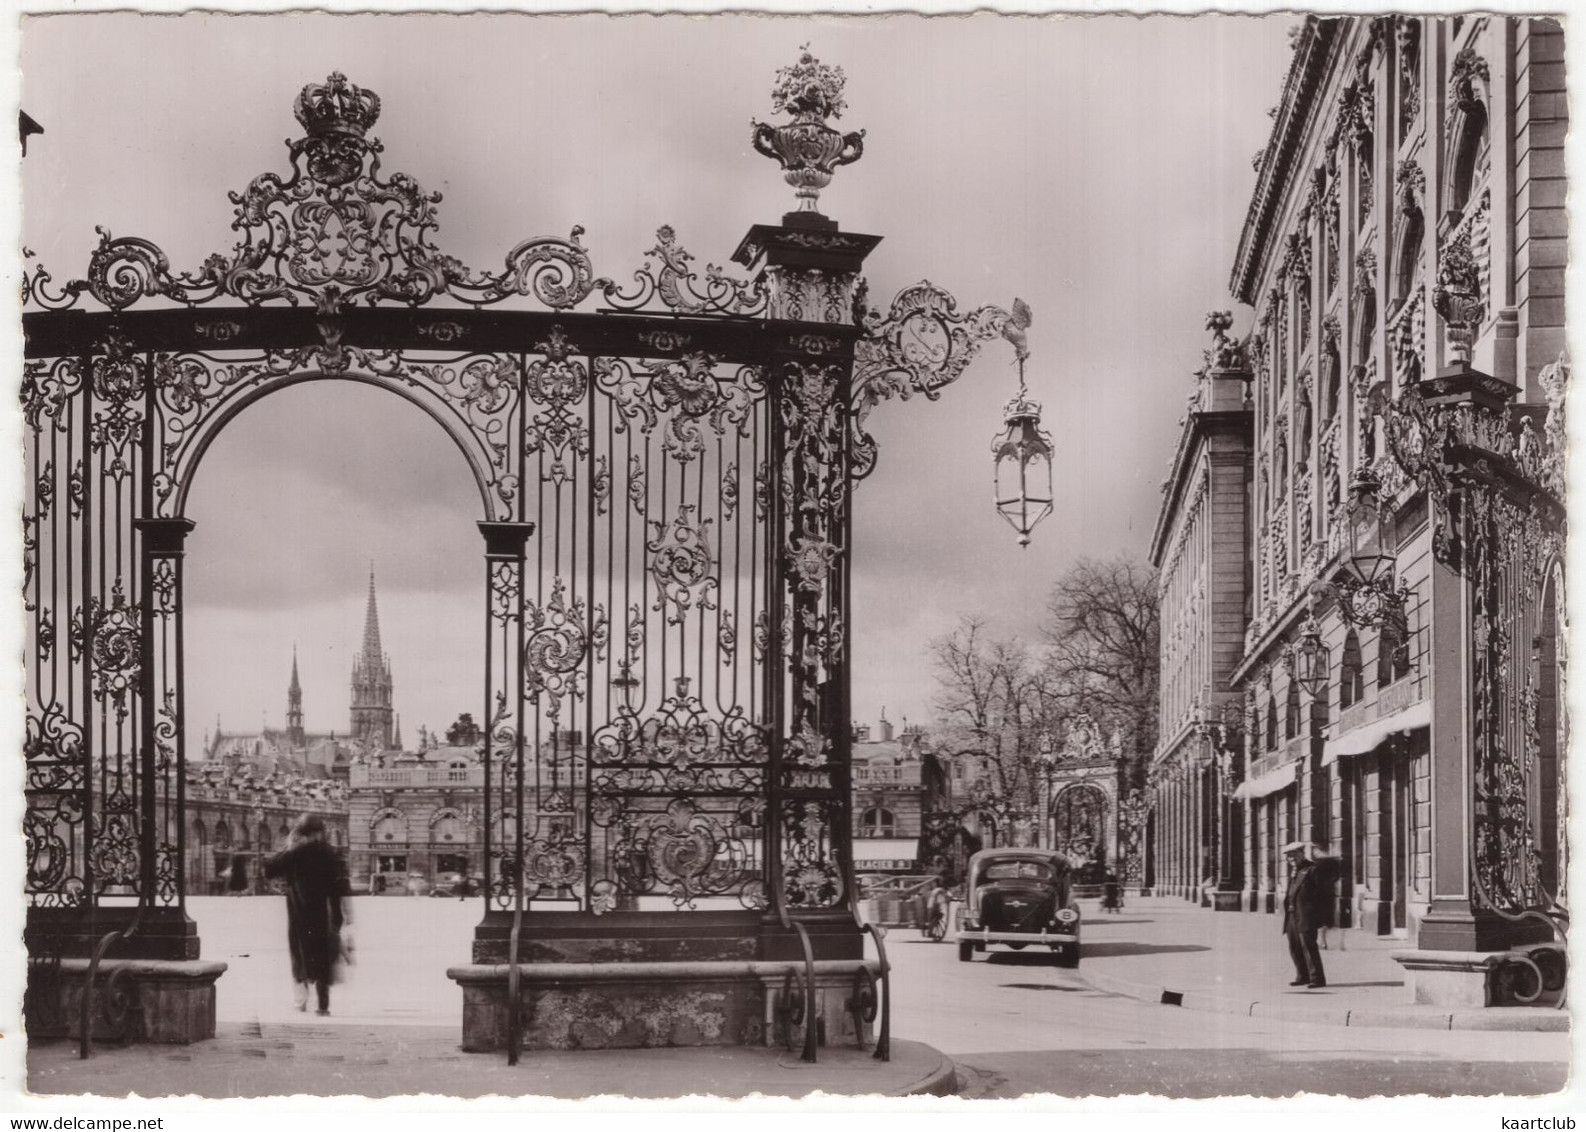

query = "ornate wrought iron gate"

[22,70,1022,957]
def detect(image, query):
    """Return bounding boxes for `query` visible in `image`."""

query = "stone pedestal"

[1391,949,1504,1007]
[448,959,878,1053]
[456,910,874,1053]
[1392,944,1567,1009]
[1212,888,1243,912]
[35,959,226,1044]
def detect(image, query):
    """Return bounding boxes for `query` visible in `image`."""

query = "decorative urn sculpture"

[752,47,866,217]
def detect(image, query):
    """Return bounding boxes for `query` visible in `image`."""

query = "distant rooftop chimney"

[878,707,894,744]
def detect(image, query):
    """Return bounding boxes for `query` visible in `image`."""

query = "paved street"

[23,895,1568,1100]
[882,931,1568,1098]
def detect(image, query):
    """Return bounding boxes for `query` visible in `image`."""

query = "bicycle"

[923,901,949,942]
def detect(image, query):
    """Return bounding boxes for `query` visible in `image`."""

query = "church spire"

[360,567,384,668]
[286,645,305,745]
[350,567,395,751]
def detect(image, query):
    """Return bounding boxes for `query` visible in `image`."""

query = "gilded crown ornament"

[294,72,382,138]
[292,72,383,186]
[752,47,865,216]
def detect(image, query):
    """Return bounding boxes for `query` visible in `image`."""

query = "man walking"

[264,815,349,1015]
[1281,840,1328,989]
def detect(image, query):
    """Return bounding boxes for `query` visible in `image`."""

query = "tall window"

[1449,105,1488,215]
[1285,679,1302,741]
[1377,619,1411,687]
[860,807,896,838]
[1393,209,1424,302]
[1341,630,1365,709]
[1265,699,1278,752]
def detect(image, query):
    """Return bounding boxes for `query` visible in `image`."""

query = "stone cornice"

[1230,18,1345,306]
[1150,405,1253,567]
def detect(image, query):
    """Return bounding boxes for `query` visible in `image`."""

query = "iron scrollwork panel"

[23,355,90,907]
[772,357,853,914]
[149,347,523,524]
[495,338,774,913]
[1468,487,1565,917]
[22,337,161,906]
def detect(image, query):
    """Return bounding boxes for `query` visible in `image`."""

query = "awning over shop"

[1322,699,1433,765]
[853,838,920,871]
[1233,758,1298,800]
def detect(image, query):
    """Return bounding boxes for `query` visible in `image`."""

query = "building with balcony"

[347,743,488,893]
[1151,16,1567,989]
[850,715,928,873]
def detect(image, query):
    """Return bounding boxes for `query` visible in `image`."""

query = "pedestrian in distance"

[1101,872,1122,914]
[226,854,249,896]
[923,876,952,940]
[1312,851,1342,951]
[1281,840,1328,989]
[263,814,350,1016]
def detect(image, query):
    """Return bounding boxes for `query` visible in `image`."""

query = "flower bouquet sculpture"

[752,47,866,218]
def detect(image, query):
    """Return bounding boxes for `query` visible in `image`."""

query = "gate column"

[734,214,881,962]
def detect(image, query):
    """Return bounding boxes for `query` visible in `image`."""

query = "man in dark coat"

[1281,841,1328,988]
[263,815,348,1015]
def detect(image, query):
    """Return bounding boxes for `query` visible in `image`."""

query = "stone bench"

[1391,944,1566,1008]
[27,958,227,1044]
[448,958,881,1053]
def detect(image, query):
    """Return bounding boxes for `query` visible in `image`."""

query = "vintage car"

[955,848,1081,967]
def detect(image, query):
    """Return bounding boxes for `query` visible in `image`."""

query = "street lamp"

[1331,467,1408,629]
[1291,614,1330,699]
[992,390,1055,549]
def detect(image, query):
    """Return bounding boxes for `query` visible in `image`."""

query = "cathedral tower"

[349,570,395,751]
[286,647,305,746]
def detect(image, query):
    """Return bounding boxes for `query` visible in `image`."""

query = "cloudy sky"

[20,11,1293,752]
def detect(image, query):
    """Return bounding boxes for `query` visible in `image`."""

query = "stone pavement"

[1068,894,1569,1032]
[25,1022,955,1101]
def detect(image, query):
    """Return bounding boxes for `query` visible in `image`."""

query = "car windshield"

[980,860,1055,882]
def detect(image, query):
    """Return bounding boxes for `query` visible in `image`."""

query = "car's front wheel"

[958,941,975,962]
[1053,945,1079,968]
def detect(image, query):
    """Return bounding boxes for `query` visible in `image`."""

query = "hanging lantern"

[1344,467,1396,587]
[992,391,1054,547]
[1334,467,1405,628]
[1292,615,1330,698]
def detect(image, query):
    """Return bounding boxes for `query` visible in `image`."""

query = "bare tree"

[1042,555,1160,789]
[929,614,1061,842]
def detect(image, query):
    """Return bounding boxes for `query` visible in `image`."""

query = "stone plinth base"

[31,959,226,1044]
[1391,950,1502,1007]
[1212,890,1243,912]
[448,959,879,1053]
[1393,944,1569,1009]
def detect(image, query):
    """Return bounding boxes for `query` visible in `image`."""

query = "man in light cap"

[1281,840,1328,988]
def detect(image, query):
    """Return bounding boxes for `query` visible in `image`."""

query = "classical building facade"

[347,742,486,893]
[1148,318,1253,907]
[850,717,927,872]
[1151,16,1567,987]
[183,764,348,894]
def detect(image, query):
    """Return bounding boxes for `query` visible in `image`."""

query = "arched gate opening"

[22,68,1024,1054]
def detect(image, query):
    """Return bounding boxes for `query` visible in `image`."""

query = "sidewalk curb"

[898,1047,961,1097]
[1076,969,1570,1032]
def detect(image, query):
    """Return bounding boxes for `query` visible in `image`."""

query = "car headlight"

[1055,907,1079,925]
